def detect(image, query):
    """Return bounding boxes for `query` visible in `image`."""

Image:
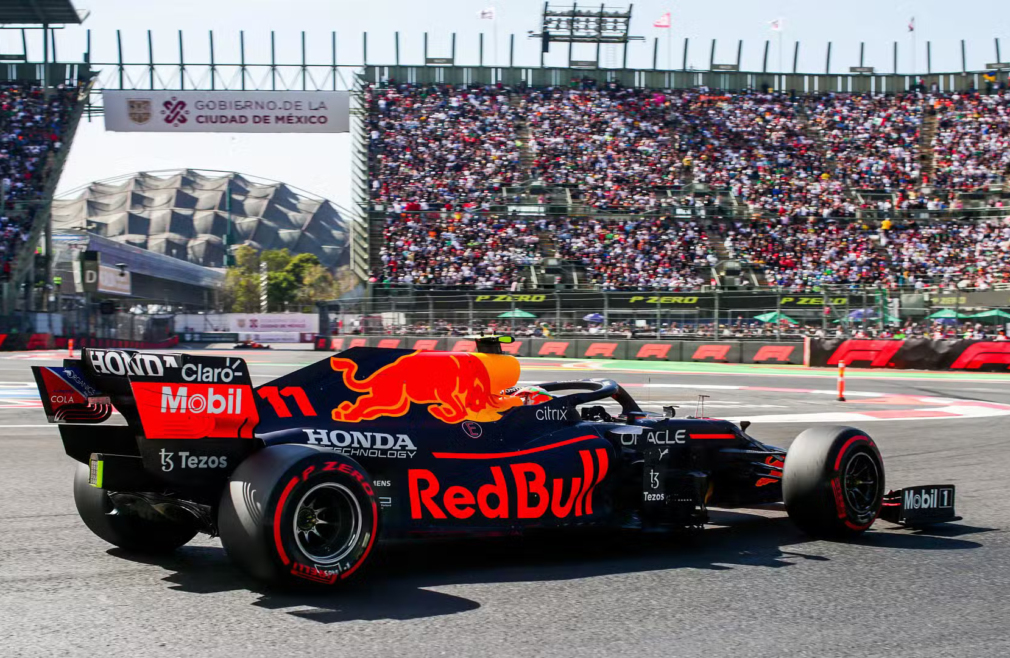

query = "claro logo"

[409,448,609,520]
[160,386,244,414]
[181,360,244,383]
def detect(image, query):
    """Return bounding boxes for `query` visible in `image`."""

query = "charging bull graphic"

[329,351,524,423]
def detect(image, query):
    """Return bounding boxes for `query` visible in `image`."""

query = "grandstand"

[363,77,1010,292]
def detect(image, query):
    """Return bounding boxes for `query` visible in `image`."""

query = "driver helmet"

[512,385,555,406]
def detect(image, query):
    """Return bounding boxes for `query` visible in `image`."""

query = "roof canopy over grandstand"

[52,169,350,271]
[0,0,83,24]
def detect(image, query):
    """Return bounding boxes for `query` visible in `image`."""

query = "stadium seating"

[0,82,78,280]
[366,82,1010,289]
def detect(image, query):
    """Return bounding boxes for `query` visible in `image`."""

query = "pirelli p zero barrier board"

[315,336,806,365]
[809,338,1010,371]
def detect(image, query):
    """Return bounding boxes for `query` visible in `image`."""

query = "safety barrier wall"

[313,335,806,365]
[809,338,1010,371]
[51,335,181,350]
[0,334,56,351]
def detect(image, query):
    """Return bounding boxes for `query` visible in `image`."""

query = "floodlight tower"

[529,3,644,69]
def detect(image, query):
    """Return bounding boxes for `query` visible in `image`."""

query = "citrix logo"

[160,386,243,414]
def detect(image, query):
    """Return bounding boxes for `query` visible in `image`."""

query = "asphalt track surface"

[1,348,1008,658]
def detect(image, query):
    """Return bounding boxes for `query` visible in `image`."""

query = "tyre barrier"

[314,335,806,365]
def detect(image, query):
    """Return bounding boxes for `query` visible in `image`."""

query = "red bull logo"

[330,351,523,424]
[409,448,609,520]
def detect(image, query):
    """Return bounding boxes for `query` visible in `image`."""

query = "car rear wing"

[32,348,260,440]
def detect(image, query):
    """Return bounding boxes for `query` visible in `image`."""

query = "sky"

[3,0,1008,208]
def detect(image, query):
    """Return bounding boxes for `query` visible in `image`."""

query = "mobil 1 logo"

[901,484,956,524]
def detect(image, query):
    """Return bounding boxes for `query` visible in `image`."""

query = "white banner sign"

[104,91,349,133]
[95,265,132,296]
[175,313,318,333]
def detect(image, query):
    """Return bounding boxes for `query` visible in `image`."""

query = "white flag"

[654,12,671,28]
[769,18,783,32]
[478,7,496,20]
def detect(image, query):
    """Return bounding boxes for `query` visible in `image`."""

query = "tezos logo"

[160,386,243,414]
[159,449,228,472]
[462,421,483,438]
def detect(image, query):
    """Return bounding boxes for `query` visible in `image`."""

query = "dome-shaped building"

[52,169,350,271]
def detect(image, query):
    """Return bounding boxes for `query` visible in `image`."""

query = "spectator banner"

[531,339,577,358]
[411,291,861,311]
[742,342,804,364]
[630,341,684,361]
[104,91,350,133]
[576,340,628,359]
[681,341,742,363]
[809,338,1010,371]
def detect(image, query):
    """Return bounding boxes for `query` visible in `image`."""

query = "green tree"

[261,248,292,273]
[298,263,338,304]
[220,245,261,312]
[266,270,299,311]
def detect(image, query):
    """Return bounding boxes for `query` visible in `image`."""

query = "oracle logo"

[408,448,609,520]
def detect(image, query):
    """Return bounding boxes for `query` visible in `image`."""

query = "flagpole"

[778,29,783,73]
[492,0,499,66]
[910,17,916,77]
[667,18,672,70]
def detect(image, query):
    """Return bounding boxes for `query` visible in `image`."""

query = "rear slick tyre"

[73,463,197,553]
[218,445,378,588]
[783,426,884,538]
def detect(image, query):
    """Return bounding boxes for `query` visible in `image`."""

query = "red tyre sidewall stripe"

[342,496,378,579]
[832,434,878,528]
[833,435,873,471]
[273,476,301,566]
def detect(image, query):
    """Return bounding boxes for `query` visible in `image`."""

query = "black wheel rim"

[843,452,880,516]
[292,483,362,567]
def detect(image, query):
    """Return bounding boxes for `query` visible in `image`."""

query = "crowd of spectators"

[365,81,1010,290]
[520,84,691,211]
[366,83,521,209]
[0,83,77,280]
[551,216,713,290]
[805,93,924,192]
[347,316,1008,341]
[931,91,1010,191]
[377,211,541,288]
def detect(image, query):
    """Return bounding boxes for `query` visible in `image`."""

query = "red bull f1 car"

[32,336,958,587]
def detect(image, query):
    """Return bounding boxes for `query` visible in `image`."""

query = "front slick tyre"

[73,463,197,553]
[218,445,378,588]
[783,426,884,538]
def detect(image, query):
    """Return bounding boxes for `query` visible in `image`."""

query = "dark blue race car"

[32,336,958,587]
